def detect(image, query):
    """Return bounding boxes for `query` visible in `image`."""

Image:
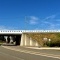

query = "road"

[0,46,60,60]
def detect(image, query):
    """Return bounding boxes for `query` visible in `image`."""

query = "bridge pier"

[4,36,14,45]
[20,34,25,46]
[4,36,8,43]
[25,34,30,46]
[10,36,14,44]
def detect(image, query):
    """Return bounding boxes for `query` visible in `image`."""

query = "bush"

[46,40,60,47]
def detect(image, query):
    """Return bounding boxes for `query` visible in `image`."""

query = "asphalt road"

[0,46,60,60]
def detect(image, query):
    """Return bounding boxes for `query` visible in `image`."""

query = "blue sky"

[0,0,60,30]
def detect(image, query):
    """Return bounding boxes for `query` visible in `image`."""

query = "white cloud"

[45,23,60,30]
[44,15,56,20]
[25,14,60,30]
[40,14,60,29]
[25,16,39,25]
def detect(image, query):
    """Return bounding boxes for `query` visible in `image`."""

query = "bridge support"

[10,36,13,44]
[4,36,8,43]
[20,33,39,46]
[4,36,14,44]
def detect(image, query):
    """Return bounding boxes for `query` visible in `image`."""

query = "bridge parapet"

[0,30,22,34]
[0,30,60,34]
[22,30,60,33]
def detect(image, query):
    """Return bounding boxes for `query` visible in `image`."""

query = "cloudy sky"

[0,0,60,30]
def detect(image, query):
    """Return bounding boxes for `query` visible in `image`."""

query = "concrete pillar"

[36,41,39,46]
[25,34,30,46]
[30,37,39,46]
[30,38,36,46]
[32,40,36,46]
[21,34,30,46]
[30,37,33,46]
[20,34,25,46]
[4,36,8,43]
[20,33,39,47]
[20,34,23,46]
[10,36,13,44]
[25,34,27,46]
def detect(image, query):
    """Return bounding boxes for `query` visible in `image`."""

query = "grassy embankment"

[26,33,60,47]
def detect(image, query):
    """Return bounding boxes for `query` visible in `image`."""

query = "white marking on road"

[2,46,60,59]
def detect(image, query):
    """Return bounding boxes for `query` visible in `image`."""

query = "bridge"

[0,30,60,46]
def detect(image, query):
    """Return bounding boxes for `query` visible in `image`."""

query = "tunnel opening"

[0,34,22,46]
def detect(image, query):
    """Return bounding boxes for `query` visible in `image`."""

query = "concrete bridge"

[0,30,60,46]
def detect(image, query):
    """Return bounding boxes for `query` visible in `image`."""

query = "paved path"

[0,46,60,60]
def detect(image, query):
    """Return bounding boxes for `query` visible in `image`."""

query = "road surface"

[0,46,60,60]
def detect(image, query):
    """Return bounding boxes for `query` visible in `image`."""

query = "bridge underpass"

[0,34,22,46]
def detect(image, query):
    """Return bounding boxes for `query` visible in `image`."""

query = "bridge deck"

[0,30,60,34]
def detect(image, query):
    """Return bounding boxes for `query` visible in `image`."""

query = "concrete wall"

[20,33,39,46]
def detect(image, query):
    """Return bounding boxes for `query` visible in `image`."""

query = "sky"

[0,0,60,30]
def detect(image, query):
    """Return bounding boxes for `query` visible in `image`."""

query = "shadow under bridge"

[0,34,22,46]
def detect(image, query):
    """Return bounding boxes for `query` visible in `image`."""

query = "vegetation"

[27,33,60,47]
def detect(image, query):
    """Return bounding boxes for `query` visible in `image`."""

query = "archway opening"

[0,34,22,46]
